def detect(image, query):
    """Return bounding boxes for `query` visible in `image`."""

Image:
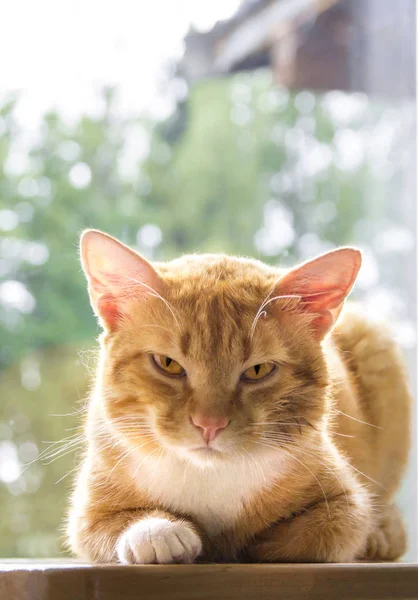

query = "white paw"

[116,517,202,564]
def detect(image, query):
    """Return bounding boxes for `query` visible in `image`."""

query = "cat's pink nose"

[191,415,230,442]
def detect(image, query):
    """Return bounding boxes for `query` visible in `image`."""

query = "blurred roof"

[183,0,339,80]
[182,0,415,98]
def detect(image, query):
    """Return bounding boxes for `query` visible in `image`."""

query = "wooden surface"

[1,561,418,600]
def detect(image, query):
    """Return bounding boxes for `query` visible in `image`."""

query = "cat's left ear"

[276,247,362,338]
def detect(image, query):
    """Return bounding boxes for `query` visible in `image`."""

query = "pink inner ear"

[276,248,362,337]
[95,293,122,329]
[80,230,161,330]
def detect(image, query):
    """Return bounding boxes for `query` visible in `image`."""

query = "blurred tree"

[0,347,88,556]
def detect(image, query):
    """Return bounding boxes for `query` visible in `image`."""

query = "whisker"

[182,457,193,484]
[344,462,387,490]
[250,285,276,339]
[255,440,330,516]
[42,445,85,465]
[48,407,86,417]
[121,275,180,330]
[242,448,267,487]
[55,465,81,485]
[336,410,383,430]
[251,292,302,338]
[108,441,150,479]
[131,447,162,480]
[285,443,350,508]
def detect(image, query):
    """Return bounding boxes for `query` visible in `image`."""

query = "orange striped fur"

[67,231,411,563]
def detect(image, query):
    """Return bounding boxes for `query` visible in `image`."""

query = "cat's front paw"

[363,504,407,561]
[116,517,202,564]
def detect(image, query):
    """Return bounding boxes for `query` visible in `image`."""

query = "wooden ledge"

[1,561,418,600]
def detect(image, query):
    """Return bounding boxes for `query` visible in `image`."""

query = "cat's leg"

[362,503,407,561]
[69,508,202,564]
[246,493,372,563]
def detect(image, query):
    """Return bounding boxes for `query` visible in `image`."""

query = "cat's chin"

[179,446,226,467]
[192,447,220,457]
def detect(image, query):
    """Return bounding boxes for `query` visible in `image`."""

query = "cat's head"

[80,230,361,467]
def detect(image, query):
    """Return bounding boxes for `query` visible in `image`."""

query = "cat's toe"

[116,517,202,564]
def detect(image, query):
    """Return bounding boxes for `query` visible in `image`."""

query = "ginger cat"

[67,229,411,564]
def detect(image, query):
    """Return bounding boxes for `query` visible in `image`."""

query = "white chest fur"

[131,451,288,534]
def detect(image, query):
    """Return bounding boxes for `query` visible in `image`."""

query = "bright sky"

[1,0,242,127]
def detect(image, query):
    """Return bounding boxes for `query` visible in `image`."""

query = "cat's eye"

[152,354,185,377]
[241,362,276,383]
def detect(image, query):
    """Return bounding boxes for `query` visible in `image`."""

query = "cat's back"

[329,305,412,497]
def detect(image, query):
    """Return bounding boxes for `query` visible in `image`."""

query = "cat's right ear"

[80,229,161,331]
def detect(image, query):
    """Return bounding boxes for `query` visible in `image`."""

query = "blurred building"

[183,0,415,99]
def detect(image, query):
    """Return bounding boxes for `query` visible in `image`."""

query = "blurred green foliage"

[0,71,412,557]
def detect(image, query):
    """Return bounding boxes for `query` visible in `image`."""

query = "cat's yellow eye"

[241,362,276,383]
[152,354,185,377]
